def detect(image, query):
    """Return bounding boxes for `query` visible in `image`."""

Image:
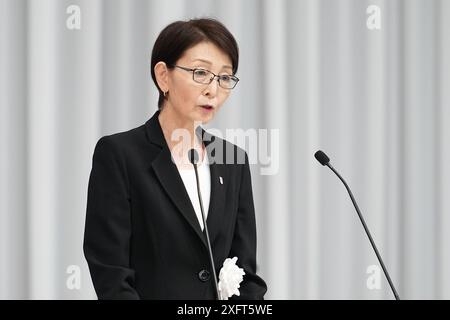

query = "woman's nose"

[204,77,219,97]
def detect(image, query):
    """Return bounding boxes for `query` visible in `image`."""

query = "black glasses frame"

[172,65,239,89]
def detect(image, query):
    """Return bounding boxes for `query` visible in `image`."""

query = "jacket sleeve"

[229,152,267,300]
[83,136,140,299]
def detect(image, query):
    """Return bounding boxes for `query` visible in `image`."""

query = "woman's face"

[163,41,234,124]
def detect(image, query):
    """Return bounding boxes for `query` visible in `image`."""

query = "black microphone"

[188,149,220,300]
[314,150,400,300]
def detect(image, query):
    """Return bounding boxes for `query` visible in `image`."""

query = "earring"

[163,91,168,98]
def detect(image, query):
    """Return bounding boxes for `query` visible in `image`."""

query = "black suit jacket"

[83,110,267,299]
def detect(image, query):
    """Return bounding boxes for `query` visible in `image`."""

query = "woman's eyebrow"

[191,58,232,70]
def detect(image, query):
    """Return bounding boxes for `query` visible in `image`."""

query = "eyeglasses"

[172,65,239,89]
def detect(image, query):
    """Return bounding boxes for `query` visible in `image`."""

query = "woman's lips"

[200,105,214,111]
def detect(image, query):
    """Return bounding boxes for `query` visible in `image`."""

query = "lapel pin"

[219,176,223,185]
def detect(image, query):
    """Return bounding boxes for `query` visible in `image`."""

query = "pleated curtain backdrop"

[0,0,449,299]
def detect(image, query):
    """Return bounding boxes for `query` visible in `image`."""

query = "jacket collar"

[144,109,217,148]
[144,109,166,148]
[144,110,226,250]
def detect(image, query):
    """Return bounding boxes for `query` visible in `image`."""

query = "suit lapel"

[205,161,226,246]
[201,129,227,246]
[145,111,207,247]
[145,111,231,249]
[151,146,207,247]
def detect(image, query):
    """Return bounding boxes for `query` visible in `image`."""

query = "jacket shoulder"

[204,132,248,166]
[95,123,147,153]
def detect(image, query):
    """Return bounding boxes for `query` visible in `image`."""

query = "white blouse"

[177,154,211,231]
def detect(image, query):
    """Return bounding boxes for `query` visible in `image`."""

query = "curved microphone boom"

[314,150,400,300]
[188,149,220,300]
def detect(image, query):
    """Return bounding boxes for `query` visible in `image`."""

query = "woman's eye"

[219,75,231,82]
[194,70,208,77]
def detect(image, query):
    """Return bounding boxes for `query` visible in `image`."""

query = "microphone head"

[314,150,330,166]
[188,149,199,165]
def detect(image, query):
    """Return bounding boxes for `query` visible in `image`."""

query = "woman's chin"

[196,107,215,123]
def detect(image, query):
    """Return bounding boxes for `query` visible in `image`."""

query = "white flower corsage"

[218,257,245,300]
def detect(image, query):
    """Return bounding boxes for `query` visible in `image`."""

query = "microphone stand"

[326,162,400,300]
[190,149,221,300]
[315,150,400,300]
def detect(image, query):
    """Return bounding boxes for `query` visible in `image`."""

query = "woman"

[83,18,267,300]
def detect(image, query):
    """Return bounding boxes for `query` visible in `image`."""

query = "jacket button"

[198,269,210,282]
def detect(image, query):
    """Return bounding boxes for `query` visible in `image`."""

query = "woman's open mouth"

[200,105,214,111]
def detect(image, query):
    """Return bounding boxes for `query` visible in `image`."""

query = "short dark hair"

[151,18,239,109]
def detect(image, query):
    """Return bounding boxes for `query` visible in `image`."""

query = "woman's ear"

[154,61,169,93]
